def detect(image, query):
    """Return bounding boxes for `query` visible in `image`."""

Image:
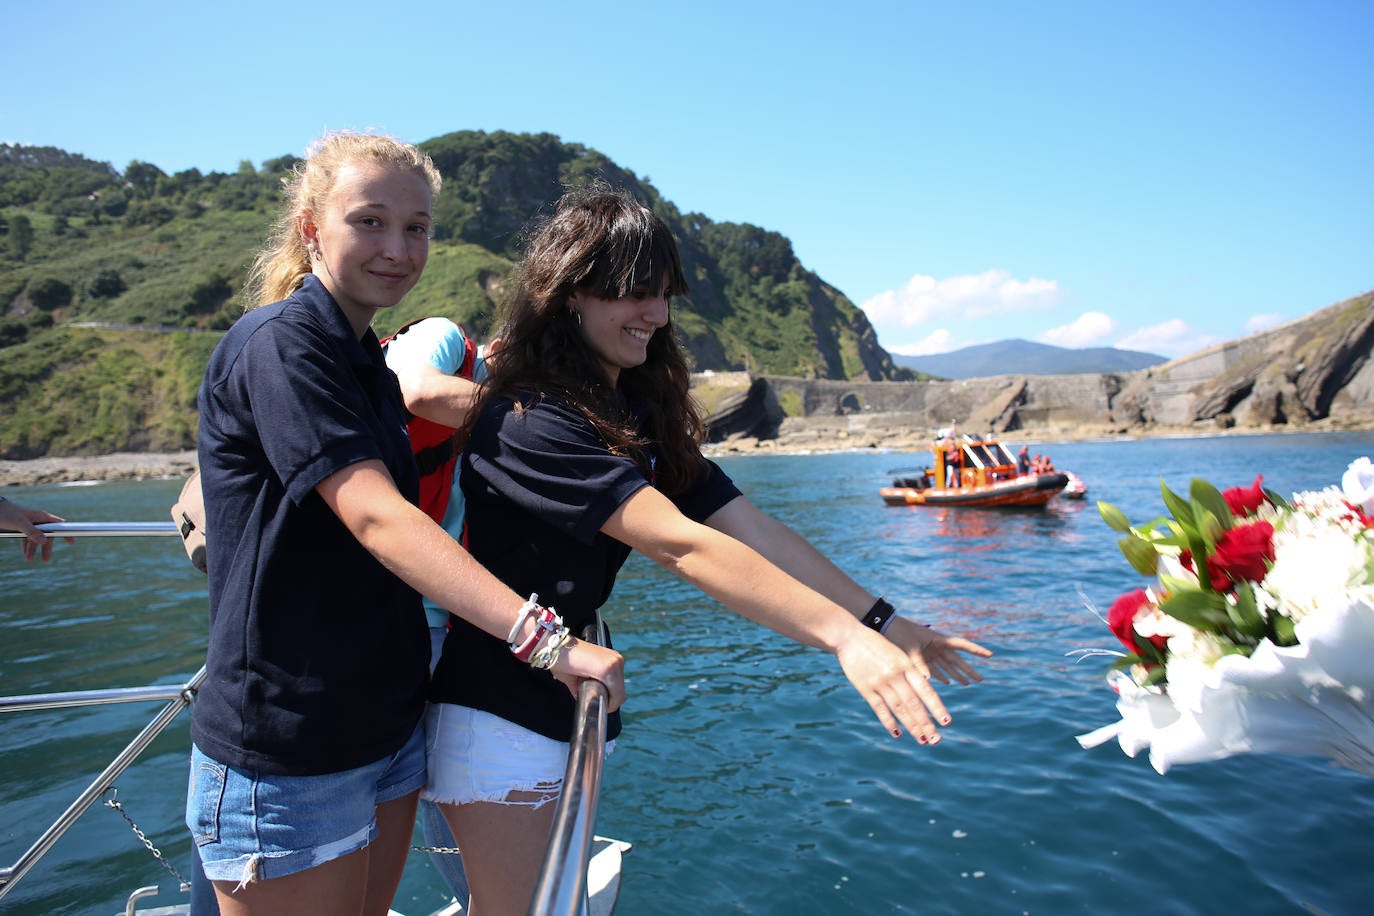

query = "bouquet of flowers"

[1076,457,1374,776]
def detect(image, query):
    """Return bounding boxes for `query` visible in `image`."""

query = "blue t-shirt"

[382,317,481,630]
[431,392,742,741]
[194,274,429,775]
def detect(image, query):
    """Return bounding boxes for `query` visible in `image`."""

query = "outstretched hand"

[884,616,992,686]
[834,621,991,745]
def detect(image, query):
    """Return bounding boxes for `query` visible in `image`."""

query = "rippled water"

[3,431,1373,915]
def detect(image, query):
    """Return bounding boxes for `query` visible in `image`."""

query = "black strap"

[414,432,463,477]
[863,597,897,632]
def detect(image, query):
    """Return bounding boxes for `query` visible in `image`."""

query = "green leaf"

[1183,529,1212,590]
[1266,489,1292,512]
[1119,534,1160,576]
[1197,509,1226,552]
[1160,589,1230,630]
[1140,666,1167,687]
[1270,613,1299,647]
[1098,501,1132,532]
[1190,478,1234,530]
[1226,584,1267,638]
[1158,572,1198,595]
[1159,521,1193,550]
[1161,479,1194,528]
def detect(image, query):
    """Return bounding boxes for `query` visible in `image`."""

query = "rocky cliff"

[702,290,1374,446]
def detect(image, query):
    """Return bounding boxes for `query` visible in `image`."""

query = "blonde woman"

[188,133,623,916]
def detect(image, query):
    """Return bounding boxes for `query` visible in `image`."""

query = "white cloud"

[1244,313,1287,335]
[1116,319,1220,357]
[859,269,1061,329]
[888,329,955,356]
[1035,311,1116,348]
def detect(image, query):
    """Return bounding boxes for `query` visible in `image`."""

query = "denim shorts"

[185,722,426,886]
[422,703,611,809]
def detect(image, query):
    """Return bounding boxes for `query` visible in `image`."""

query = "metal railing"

[0,522,180,539]
[0,667,207,901]
[527,618,611,916]
[0,519,193,902]
[2,520,617,914]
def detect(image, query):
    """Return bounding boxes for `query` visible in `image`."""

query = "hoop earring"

[570,309,582,327]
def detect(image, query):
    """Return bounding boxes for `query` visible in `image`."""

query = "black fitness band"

[863,597,897,633]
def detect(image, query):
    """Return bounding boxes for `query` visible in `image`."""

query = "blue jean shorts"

[185,722,426,886]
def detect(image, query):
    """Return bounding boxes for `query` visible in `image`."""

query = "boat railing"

[528,616,611,916]
[1,521,195,904]
[2,522,615,914]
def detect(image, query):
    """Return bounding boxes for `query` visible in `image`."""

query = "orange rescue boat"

[881,436,1068,508]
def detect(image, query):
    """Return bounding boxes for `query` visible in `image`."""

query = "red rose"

[1203,520,1275,591]
[1108,589,1166,654]
[1223,475,1270,517]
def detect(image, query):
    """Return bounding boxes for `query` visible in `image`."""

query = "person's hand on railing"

[0,497,73,562]
[550,640,626,712]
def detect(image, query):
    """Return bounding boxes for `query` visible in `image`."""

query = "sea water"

[2,431,1373,915]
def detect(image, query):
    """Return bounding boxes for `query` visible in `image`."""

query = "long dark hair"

[479,182,705,493]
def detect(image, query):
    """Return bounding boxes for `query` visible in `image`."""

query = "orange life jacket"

[380,319,478,524]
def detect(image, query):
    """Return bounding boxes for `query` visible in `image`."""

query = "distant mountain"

[892,339,1167,379]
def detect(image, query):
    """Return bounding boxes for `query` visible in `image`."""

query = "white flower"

[1163,628,1229,713]
[1342,457,1374,514]
[1264,495,1374,623]
[1133,601,1194,643]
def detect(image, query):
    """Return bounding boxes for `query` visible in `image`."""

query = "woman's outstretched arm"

[602,486,975,744]
[704,495,991,685]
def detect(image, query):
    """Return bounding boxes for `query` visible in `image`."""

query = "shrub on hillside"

[27,276,73,310]
[88,268,127,298]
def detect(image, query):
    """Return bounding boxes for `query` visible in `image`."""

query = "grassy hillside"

[0,133,905,458]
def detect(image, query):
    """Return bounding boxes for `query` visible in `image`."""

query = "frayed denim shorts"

[422,703,612,809]
[185,722,426,886]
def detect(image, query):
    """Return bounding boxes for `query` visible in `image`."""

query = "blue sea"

[3,431,1374,915]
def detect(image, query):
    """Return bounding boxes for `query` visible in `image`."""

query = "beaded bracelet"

[863,597,899,634]
[530,626,573,669]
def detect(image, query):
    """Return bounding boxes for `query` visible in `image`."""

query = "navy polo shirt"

[194,274,428,775]
[431,393,742,741]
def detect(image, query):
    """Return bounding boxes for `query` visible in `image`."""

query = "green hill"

[0,132,906,459]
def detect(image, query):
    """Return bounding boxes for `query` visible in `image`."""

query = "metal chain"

[104,788,191,889]
[105,784,460,874]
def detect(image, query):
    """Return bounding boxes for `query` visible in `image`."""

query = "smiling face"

[567,274,672,386]
[301,160,433,334]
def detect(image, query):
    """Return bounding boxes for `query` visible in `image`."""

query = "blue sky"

[4,1,1370,359]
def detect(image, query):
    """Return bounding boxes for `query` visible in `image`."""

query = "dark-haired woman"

[425,183,992,915]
